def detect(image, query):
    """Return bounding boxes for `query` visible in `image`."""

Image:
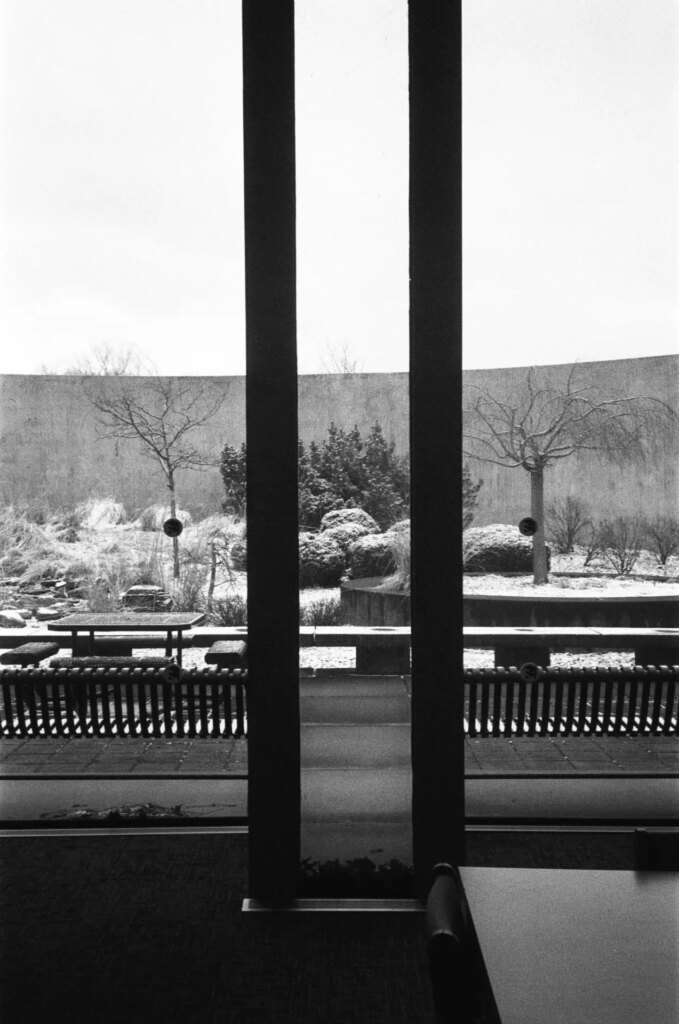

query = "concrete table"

[459,866,679,1024]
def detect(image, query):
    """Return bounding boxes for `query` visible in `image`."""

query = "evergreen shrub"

[463,524,550,574]
[319,508,380,534]
[347,533,397,580]
[298,532,347,587]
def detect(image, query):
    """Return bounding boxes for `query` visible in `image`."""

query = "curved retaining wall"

[341,578,679,628]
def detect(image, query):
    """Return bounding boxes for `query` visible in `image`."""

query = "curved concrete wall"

[0,354,676,523]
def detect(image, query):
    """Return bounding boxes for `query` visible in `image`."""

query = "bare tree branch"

[463,364,678,583]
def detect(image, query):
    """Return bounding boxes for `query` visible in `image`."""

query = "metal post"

[242,0,300,903]
[409,0,465,896]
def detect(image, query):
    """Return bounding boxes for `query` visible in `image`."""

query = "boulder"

[0,609,28,628]
[35,607,64,621]
[123,585,170,611]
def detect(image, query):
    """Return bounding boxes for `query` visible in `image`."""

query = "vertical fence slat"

[24,676,41,736]
[626,672,639,735]
[185,675,197,738]
[235,671,246,737]
[173,678,185,738]
[136,674,149,738]
[514,674,526,737]
[613,674,628,736]
[14,678,29,737]
[221,670,233,737]
[479,673,490,738]
[35,672,50,736]
[528,676,540,736]
[576,678,590,735]
[1,677,16,737]
[564,673,577,734]
[539,677,551,736]
[552,675,564,735]
[601,670,615,733]
[50,674,64,737]
[638,672,652,734]
[149,679,162,737]
[198,675,210,737]
[209,674,222,737]
[590,676,602,734]
[663,675,676,735]
[161,679,174,737]
[123,671,137,737]
[492,675,503,737]
[89,669,101,736]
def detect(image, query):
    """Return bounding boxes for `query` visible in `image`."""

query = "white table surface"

[459,867,679,1024]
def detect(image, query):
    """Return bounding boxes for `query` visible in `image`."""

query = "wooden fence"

[465,666,678,737]
[0,666,247,739]
[1,664,677,740]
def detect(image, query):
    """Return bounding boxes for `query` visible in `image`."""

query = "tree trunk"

[207,540,217,611]
[531,467,549,584]
[168,475,180,580]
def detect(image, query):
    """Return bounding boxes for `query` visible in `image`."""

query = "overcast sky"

[0,0,676,375]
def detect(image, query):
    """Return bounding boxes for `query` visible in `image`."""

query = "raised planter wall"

[341,578,679,629]
[340,579,411,628]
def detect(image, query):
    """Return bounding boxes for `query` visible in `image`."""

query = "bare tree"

[320,341,363,374]
[463,364,678,584]
[83,368,226,578]
[37,342,147,376]
[67,342,146,376]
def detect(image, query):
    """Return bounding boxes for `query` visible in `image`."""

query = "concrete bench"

[50,656,173,670]
[464,627,679,669]
[205,641,248,669]
[188,625,679,672]
[0,642,60,666]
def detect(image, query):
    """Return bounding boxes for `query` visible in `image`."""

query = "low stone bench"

[205,641,248,669]
[0,642,60,666]
[50,656,173,670]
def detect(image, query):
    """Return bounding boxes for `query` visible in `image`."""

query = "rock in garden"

[123,585,169,610]
[0,610,27,628]
[35,607,64,621]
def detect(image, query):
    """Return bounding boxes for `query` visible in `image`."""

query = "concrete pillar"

[243,0,300,904]
[409,0,465,895]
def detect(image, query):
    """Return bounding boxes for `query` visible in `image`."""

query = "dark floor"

[0,827,642,1024]
[0,832,431,1024]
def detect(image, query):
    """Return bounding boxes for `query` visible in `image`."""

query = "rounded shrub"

[463,524,550,574]
[320,508,380,534]
[322,522,372,552]
[347,533,397,580]
[299,532,347,587]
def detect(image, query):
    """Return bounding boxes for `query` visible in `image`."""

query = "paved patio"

[1,732,677,776]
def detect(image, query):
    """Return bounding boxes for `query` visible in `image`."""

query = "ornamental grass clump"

[299,592,342,626]
[209,592,248,626]
[384,525,411,591]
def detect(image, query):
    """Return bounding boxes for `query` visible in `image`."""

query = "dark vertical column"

[242,0,299,903]
[409,0,465,895]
